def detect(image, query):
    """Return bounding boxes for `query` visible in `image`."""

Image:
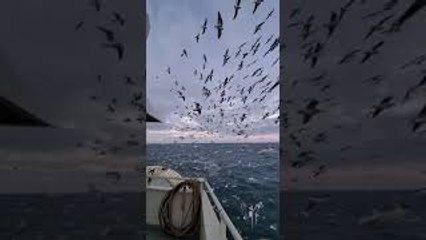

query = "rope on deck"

[158,180,202,237]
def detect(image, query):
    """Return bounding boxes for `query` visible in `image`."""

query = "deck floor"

[147,225,198,240]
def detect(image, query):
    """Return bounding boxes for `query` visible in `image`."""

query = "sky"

[280,0,426,190]
[147,0,280,143]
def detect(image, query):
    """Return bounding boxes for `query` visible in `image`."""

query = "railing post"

[203,181,244,240]
[220,218,227,240]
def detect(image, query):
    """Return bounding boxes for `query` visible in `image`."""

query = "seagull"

[411,104,426,133]
[96,26,115,42]
[368,96,394,118]
[181,49,188,58]
[254,21,266,34]
[238,42,247,49]
[312,164,327,178]
[289,7,301,20]
[215,12,224,39]
[112,12,125,26]
[361,41,385,63]
[238,61,244,71]
[403,76,426,101]
[235,48,242,58]
[125,76,136,85]
[265,35,274,45]
[233,0,242,20]
[364,15,393,40]
[253,0,264,14]
[264,38,279,57]
[298,99,322,124]
[301,15,315,41]
[389,0,426,32]
[338,49,361,64]
[107,104,115,113]
[268,81,279,93]
[203,54,207,69]
[223,49,230,66]
[90,0,102,12]
[101,42,124,61]
[323,11,339,38]
[202,18,208,34]
[74,21,84,31]
[383,0,399,11]
[266,9,275,20]
[400,54,426,69]
[89,95,99,101]
[195,33,200,43]
[363,75,384,85]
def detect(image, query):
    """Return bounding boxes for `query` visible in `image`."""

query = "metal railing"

[201,179,244,240]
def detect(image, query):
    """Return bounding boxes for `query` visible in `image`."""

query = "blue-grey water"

[283,190,426,240]
[148,143,426,240]
[147,143,280,240]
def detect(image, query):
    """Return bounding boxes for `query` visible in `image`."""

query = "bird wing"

[218,12,223,25]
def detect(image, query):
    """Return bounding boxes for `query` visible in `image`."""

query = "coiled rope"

[158,180,202,237]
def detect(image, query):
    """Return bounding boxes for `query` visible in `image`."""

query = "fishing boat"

[146,166,244,240]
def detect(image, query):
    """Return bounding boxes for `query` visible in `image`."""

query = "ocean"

[2,143,422,239]
[147,143,280,240]
[283,190,426,240]
[148,143,426,240]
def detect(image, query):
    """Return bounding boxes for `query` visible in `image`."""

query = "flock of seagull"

[71,0,147,160]
[68,0,425,186]
[163,0,280,141]
[282,0,426,181]
[282,0,426,187]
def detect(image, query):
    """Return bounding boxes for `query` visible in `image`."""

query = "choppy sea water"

[147,143,279,240]
[283,190,426,240]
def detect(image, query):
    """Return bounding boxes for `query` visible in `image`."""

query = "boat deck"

[146,172,244,240]
[147,225,198,240]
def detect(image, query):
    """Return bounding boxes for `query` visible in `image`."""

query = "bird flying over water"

[254,21,266,34]
[253,0,264,15]
[101,42,124,61]
[215,12,224,39]
[266,9,275,20]
[181,49,188,58]
[368,96,395,118]
[90,0,102,12]
[223,49,230,66]
[412,104,426,133]
[338,49,361,64]
[365,15,393,40]
[96,26,115,42]
[202,18,208,34]
[361,41,385,63]
[403,76,426,101]
[298,99,322,124]
[233,0,242,20]
[112,12,125,26]
[323,11,339,38]
[74,21,84,31]
[389,0,426,32]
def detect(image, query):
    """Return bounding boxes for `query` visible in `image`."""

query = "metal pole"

[203,180,244,240]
